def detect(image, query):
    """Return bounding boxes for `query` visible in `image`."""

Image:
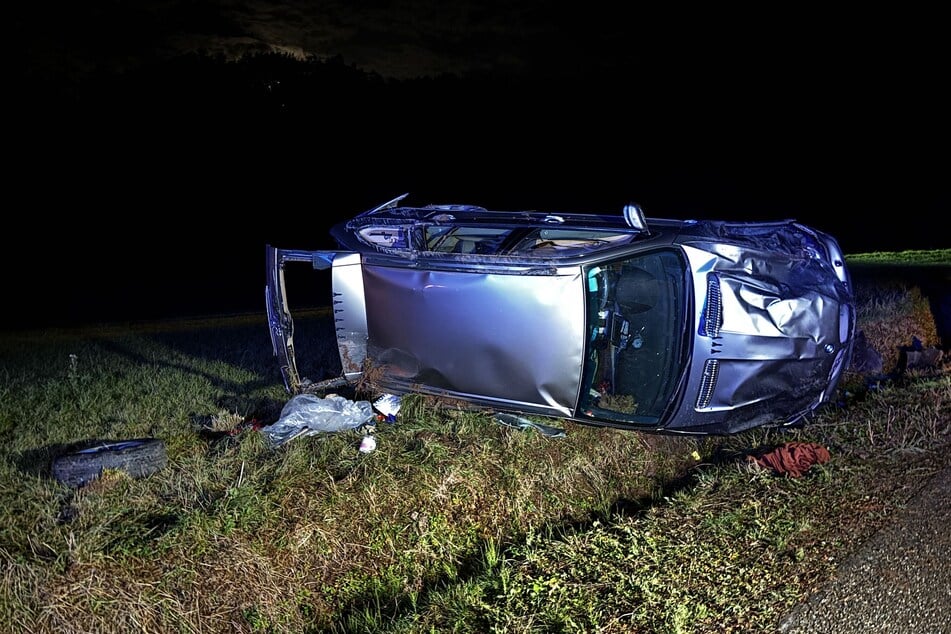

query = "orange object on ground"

[751,442,831,477]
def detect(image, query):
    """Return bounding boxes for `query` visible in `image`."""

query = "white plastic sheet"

[261,393,375,447]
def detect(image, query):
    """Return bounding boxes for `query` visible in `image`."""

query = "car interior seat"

[615,266,659,314]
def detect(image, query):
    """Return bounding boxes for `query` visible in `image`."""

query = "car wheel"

[51,438,168,488]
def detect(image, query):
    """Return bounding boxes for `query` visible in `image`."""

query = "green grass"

[0,251,948,633]
[846,248,950,266]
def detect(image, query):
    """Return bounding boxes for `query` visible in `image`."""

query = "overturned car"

[266,194,856,435]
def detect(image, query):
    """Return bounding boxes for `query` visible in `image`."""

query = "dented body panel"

[361,264,585,416]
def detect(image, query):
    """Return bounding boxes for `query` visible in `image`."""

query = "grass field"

[0,253,948,633]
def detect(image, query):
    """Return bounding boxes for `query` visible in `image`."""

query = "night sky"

[7,2,948,330]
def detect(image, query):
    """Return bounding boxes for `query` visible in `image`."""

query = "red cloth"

[751,442,831,477]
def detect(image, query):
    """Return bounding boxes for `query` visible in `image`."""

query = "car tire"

[51,438,168,488]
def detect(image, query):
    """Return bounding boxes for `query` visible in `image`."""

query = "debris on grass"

[748,442,831,478]
[493,412,567,438]
[261,393,375,447]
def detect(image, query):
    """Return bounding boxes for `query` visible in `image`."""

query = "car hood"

[669,240,854,433]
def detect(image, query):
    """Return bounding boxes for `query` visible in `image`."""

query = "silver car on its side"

[266,193,856,435]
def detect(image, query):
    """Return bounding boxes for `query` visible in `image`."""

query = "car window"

[424,226,516,254]
[511,228,634,256]
[579,249,688,424]
[357,223,636,258]
[357,226,411,249]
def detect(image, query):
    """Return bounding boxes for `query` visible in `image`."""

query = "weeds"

[0,267,948,633]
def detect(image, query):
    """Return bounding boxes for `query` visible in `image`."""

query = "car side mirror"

[623,203,649,233]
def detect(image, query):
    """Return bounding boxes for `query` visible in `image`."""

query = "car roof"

[353,192,679,229]
[329,193,689,262]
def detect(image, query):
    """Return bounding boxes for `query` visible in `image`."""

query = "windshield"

[579,249,689,426]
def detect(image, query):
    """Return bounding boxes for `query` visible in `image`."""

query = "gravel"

[777,463,951,633]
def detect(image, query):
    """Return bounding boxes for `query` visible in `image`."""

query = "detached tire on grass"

[52,438,167,488]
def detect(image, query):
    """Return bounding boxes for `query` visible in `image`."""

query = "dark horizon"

[7,31,948,331]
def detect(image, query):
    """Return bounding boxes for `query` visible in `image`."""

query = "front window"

[579,249,689,425]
